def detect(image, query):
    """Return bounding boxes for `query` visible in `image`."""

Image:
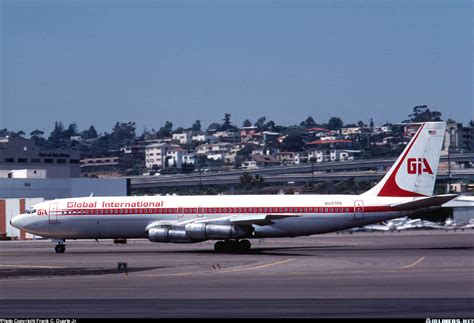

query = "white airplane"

[353,217,437,232]
[442,218,474,231]
[11,122,456,253]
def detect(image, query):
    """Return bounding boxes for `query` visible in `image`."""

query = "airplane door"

[197,207,203,218]
[49,203,59,223]
[354,200,364,220]
[177,207,183,218]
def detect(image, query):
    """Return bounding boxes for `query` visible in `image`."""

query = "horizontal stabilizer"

[391,194,458,211]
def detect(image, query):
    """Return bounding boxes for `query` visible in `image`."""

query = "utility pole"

[198,159,202,193]
[447,147,451,193]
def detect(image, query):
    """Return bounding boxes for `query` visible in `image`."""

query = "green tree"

[174,127,185,134]
[157,121,173,138]
[30,129,44,137]
[86,125,98,139]
[242,119,252,127]
[405,105,442,122]
[222,113,232,131]
[190,120,201,132]
[327,117,344,130]
[47,121,65,148]
[254,116,266,130]
[281,132,304,152]
[240,172,253,185]
[107,122,136,150]
[207,123,221,131]
[63,123,78,140]
[300,116,317,128]
[30,129,45,146]
[237,144,256,156]
[265,120,276,131]
[253,174,265,188]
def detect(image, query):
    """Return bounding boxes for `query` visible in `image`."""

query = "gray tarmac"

[0,230,473,318]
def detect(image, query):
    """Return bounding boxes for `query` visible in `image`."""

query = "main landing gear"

[214,239,251,252]
[54,240,66,254]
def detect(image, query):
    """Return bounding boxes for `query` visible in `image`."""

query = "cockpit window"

[25,207,36,214]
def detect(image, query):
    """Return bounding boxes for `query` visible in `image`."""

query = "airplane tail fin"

[362,122,446,197]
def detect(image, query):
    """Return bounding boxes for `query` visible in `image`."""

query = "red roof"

[306,139,352,145]
[305,127,331,132]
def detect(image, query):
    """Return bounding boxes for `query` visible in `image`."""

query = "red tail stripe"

[378,124,427,197]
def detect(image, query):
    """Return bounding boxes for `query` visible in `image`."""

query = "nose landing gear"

[53,239,66,253]
[214,239,251,252]
[54,244,65,253]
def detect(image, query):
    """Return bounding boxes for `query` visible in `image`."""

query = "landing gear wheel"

[224,240,237,250]
[55,244,65,254]
[238,239,251,251]
[214,241,225,252]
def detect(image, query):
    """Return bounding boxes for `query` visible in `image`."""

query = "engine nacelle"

[148,227,194,243]
[148,224,251,243]
[185,223,250,240]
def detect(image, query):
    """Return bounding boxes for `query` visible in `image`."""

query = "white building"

[212,131,240,143]
[207,152,226,161]
[241,160,259,170]
[166,147,187,169]
[192,133,219,144]
[196,142,234,156]
[294,152,308,165]
[145,143,181,169]
[172,131,197,145]
[182,153,196,165]
[341,127,362,136]
[307,149,360,163]
[0,169,47,179]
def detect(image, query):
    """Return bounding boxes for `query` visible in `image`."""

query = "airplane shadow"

[67,244,473,257]
[0,266,166,278]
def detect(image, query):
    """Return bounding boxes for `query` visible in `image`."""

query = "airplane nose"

[10,214,25,230]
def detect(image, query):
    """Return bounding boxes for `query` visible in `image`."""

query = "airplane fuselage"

[14,194,414,240]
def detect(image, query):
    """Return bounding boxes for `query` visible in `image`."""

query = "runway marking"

[217,258,295,273]
[0,264,65,269]
[140,272,202,277]
[399,257,425,270]
[139,259,295,277]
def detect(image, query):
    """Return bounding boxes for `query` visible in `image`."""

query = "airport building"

[0,177,128,199]
[0,136,80,178]
[80,152,134,176]
[0,140,129,239]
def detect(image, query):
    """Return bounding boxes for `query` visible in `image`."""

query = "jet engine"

[148,227,192,243]
[185,223,249,240]
[147,223,251,243]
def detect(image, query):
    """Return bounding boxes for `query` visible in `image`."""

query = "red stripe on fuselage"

[46,205,396,216]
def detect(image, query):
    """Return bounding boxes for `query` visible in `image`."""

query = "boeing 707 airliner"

[11,122,455,253]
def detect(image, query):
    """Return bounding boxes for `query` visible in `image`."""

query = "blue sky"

[1,0,472,134]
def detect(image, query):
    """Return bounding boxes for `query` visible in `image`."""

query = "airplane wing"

[229,213,301,225]
[391,194,458,211]
[145,213,302,231]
